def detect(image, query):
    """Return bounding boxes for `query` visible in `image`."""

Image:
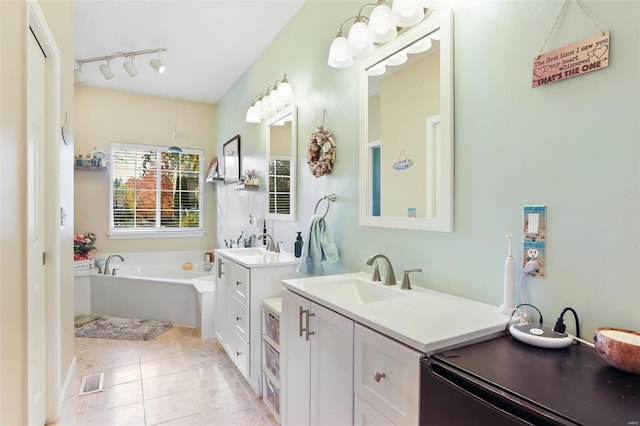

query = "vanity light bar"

[328,0,434,69]
[245,74,294,124]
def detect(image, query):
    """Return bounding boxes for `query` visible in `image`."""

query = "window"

[268,156,291,215]
[109,142,204,238]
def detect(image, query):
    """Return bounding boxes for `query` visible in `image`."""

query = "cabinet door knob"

[236,316,241,321]
[236,351,242,357]
[236,281,242,286]
[374,371,386,382]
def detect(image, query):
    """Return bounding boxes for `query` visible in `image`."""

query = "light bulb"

[348,18,373,56]
[369,2,397,44]
[328,33,353,68]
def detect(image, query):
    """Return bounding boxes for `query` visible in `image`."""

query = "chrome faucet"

[104,254,124,275]
[257,233,277,252]
[365,254,396,286]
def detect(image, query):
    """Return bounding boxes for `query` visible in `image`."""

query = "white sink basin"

[224,248,271,256]
[311,279,409,305]
[216,247,298,267]
[281,272,511,353]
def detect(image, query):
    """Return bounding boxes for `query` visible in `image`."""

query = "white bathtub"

[87,251,215,328]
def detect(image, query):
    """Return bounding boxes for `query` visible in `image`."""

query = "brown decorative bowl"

[594,327,640,374]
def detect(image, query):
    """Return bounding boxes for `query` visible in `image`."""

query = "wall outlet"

[523,205,546,277]
[523,241,545,277]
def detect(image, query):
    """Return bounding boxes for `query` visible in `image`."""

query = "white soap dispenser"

[500,233,516,315]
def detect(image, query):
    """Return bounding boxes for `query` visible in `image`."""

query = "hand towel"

[296,214,339,275]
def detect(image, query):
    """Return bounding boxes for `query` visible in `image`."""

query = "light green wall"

[216,0,640,339]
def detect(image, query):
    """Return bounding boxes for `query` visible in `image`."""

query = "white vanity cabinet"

[214,250,297,396]
[281,288,354,426]
[354,324,422,426]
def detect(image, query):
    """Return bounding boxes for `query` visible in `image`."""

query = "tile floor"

[50,326,278,426]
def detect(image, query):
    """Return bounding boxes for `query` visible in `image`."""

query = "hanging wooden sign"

[532,31,609,88]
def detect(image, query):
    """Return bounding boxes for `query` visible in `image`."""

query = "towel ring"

[314,194,336,219]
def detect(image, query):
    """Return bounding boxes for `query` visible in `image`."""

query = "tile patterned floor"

[50,327,278,426]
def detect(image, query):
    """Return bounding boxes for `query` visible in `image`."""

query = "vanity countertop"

[282,272,510,354]
[216,247,298,268]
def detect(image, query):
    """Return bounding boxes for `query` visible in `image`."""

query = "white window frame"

[108,142,205,239]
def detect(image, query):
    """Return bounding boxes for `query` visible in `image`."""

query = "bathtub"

[87,251,215,328]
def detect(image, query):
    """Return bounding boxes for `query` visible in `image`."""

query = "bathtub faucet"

[104,254,125,275]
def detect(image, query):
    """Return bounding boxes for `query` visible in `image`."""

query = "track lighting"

[75,48,166,83]
[74,63,87,84]
[150,51,165,74]
[328,1,433,69]
[99,60,114,80]
[245,74,294,123]
[123,55,138,77]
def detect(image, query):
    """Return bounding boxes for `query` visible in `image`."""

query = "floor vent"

[78,373,104,396]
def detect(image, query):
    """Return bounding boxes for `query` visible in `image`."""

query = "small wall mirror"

[359,8,453,232]
[266,105,297,221]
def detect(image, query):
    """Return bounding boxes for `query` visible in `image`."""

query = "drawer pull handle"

[236,281,242,286]
[236,316,242,321]
[374,371,386,382]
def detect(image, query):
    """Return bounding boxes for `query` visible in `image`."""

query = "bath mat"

[74,316,172,341]
[74,314,100,327]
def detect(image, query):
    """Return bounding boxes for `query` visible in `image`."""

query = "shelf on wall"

[74,165,107,171]
[236,184,259,190]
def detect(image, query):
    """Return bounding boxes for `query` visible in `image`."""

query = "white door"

[309,302,354,426]
[281,289,311,426]
[27,29,47,426]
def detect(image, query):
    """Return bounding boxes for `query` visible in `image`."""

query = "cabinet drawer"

[233,330,250,378]
[355,395,394,426]
[354,324,422,426]
[233,298,249,342]
[233,265,249,304]
[263,307,280,346]
[263,372,280,417]
[263,339,280,381]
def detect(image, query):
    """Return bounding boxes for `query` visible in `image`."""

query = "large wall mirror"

[359,8,453,232]
[266,105,297,221]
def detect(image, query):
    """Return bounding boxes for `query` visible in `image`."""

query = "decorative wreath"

[307,125,336,178]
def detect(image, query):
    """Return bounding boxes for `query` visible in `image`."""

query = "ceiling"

[74,0,307,105]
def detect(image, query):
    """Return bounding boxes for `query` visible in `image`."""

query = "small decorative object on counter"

[74,232,97,271]
[204,252,213,263]
[182,262,193,270]
[294,232,303,258]
[203,263,213,272]
[74,232,97,261]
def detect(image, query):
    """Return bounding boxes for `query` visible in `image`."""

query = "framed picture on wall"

[223,134,241,184]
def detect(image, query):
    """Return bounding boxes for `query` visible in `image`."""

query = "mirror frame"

[358,8,453,232]
[266,105,297,221]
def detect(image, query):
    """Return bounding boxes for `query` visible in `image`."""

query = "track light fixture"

[245,74,294,124]
[328,1,434,69]
[74,63,87,84]
[74,48,167,84]
[123,55,138,77]
[150,51,165,74]
[99,60,114,80]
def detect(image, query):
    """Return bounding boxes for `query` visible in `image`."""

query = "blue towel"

[296,214,339,275]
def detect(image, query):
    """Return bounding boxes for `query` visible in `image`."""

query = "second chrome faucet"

[365,253,396,286]
[366,253,421,290]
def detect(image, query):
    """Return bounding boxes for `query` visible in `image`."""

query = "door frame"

[27,1,62,422]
